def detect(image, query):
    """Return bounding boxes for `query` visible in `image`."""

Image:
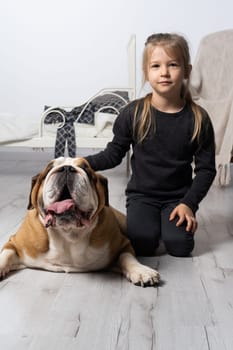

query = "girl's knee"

[163,235,194,257]
[130,237,159,256]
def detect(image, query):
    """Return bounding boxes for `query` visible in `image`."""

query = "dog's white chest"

[23,232,110,273]
[51,236,110,271]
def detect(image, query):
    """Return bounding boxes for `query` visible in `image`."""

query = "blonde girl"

[86,33,216,257]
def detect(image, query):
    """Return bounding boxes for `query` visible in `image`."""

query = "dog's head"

[28,157,109,230]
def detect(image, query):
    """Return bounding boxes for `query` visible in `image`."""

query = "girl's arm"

[85,105,133,171]
[180,112,216,213]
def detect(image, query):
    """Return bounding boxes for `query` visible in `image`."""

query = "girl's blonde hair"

[134,33,202,143]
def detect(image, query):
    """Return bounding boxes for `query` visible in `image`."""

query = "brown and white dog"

[0,157,160,286]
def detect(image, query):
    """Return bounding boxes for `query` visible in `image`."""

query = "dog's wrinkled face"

[29,157,108,230]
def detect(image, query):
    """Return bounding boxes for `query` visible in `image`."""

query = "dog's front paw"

[0,259,10,280]
[0,249,20,280]
[126,264,160,287]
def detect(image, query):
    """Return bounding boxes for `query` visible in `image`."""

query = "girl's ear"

[185,64,192,79]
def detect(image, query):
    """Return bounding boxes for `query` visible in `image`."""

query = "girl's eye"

[151,64,160,68]
[169,62,179,67]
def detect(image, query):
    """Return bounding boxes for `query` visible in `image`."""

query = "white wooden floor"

[1,149,233,350]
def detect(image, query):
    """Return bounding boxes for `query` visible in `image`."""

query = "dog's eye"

[79,163,96,183]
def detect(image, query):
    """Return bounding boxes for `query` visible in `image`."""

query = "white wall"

[0,0,232,117]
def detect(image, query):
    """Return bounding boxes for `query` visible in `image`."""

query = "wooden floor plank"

[154,326,209,350]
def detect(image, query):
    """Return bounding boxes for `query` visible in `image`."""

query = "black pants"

[126,194,194,257]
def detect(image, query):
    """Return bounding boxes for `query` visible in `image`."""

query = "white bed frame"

[3,35,136,154]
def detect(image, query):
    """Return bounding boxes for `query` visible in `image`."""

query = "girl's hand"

[169,203,198,233]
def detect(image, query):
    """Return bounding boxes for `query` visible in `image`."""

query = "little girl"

[85,33,216,257]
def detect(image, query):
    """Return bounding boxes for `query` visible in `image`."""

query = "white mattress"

[0,113,38,143]
[0,112,116,145]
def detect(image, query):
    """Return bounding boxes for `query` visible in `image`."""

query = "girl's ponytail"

[185,90,203,141]
[133,93,155,143]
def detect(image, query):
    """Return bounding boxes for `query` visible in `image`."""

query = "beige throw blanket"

[190,29,233,186]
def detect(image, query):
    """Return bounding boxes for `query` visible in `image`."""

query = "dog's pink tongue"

[47,199,74,214]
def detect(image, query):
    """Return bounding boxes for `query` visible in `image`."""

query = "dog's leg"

[0,248,24,279]
[117,252,160,287]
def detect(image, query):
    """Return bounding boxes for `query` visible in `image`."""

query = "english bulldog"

[0,157,160,286]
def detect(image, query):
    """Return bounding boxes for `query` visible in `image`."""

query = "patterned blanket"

[44,91,129,158]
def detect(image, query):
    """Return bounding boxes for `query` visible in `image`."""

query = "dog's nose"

[58,166,76,173]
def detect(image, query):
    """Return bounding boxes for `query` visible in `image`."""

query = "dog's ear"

[27,174,40,209]
[99,175,109,207]
[27,160,55,210]
[95,173,109,207]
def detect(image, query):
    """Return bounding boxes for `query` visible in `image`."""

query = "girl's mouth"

[159,81,172,85]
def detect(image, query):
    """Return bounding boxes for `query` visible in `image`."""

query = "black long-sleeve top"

[86,100,216,213]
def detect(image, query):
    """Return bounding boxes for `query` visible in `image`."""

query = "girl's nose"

[160,65,169,76]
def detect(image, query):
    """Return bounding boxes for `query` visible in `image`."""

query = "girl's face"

[147,45,188,101]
